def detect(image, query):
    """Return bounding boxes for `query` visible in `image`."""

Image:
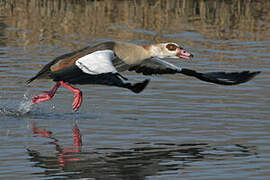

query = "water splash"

[18,92,33,115]
[0,92,33,117]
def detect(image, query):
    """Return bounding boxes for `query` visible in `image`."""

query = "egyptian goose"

[27,41,260,111]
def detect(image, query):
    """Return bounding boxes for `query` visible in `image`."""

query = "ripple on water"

[0,0,270,179]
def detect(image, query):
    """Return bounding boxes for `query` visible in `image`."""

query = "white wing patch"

[75,50,117,75]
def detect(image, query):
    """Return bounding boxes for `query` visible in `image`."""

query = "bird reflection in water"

[27,124,257,179]
[30,122,82,168]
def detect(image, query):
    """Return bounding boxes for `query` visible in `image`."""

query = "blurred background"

[0,0,269,179]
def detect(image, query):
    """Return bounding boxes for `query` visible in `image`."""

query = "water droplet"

[18,93,33,115]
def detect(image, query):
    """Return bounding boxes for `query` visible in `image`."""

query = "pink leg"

[32,82,61,104]
[59,81,82,111]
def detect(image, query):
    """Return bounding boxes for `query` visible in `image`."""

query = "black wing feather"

[49,64,149,93]
[180,68,261,85]
[48,65,121,85]
[127,58,260,85]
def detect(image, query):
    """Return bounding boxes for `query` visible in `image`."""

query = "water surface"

[0,0,270,179]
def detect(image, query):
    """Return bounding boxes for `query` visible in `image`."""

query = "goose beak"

[176,49,194,59]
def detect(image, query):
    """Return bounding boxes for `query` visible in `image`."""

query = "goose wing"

[27,42,116,84]
[126,58,260,85]
[128,58,181,75]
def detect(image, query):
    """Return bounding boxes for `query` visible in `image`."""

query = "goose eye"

[166,44,177,51]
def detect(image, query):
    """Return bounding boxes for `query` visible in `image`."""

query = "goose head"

[148,42,193,59]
